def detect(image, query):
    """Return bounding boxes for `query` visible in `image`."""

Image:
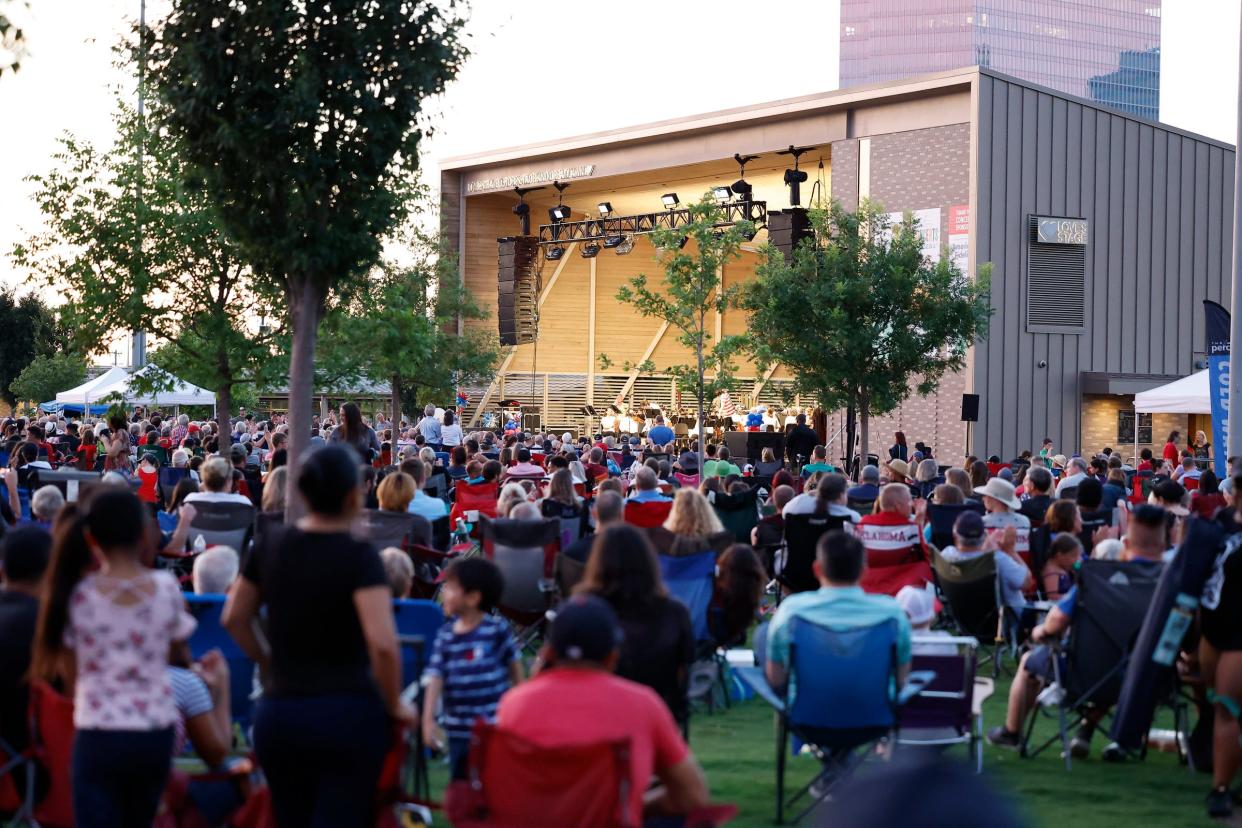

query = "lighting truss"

[537,200,767,245]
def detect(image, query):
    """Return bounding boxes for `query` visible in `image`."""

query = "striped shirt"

[169,666,213,756]
[425,616,518,739]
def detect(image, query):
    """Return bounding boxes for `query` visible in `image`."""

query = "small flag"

[455,389,468,409]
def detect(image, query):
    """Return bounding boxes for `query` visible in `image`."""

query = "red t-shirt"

[584,463,609,481]
[496,669,689,826]
[137,466,159,504]
[1162,442,1179,464]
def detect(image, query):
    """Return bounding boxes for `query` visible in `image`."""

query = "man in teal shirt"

[765,531,912,697]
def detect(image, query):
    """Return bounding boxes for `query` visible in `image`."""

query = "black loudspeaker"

[522,412,542,432]
[497,236,540,346]
[724,431,750,463]
[961,393,980,422]
[766,208,813,263]
[746,431,785,465]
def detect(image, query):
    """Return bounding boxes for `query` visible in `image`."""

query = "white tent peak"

[54,366,132,406]
[1133,370,1210,414]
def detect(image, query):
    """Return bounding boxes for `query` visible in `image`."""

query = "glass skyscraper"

[840,1,1161,121]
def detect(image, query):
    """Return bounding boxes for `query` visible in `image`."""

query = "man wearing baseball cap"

[495,595,709,824]
[938,511,1032,610]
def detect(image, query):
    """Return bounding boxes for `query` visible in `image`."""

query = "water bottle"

[1152,593,1198,666]
[192,534,207,555]
[452,518,469,548]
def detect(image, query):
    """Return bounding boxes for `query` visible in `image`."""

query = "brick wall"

[1081,394,1187,462]
[829,138,859,209]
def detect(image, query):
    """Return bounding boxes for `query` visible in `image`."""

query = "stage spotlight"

[549,204,572,222]
[731,178,753,198]
[597,202,613,216]
[615,236,635,255]
[545,245,566,261]
[712,186,732,201]
[661,193,679,208]
[581,241,601,258]
[603,234,625,249]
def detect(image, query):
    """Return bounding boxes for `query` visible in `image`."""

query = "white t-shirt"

[440,423,464,448]
[184,491,253,506]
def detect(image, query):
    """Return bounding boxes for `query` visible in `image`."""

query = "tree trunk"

[859,391,871,479]
[284,283,325,523]
[696,326,705,454]
[216,383,233,433]
[845,403,857,479]
[390,373,402,442]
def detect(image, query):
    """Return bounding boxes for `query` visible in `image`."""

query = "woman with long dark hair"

[32,488,196,828]
[576,525,694,726]
[712,544,766,648]
[329,402,381,462]
[104,411,133,473]
[889,431,908,463]
[222,445,411,828]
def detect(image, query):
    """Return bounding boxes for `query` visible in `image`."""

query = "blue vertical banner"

[1204,300,1231,479]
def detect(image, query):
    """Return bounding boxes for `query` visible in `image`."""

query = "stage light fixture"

[779,145,813,206]
[581,241,601,258]
[731,178,753,198]
[712,186,732,201]
[512,185,544,235]
[549,204,572,222]
[597,202,613,216]
[615,236,635,255]
[603,234,625,249]
[661,193,679,208]
[545,244,566,261]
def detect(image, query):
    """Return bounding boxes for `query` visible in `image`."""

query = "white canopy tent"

[54,366,132,407]
[1133,370,1211,415]
[87,364,215,409]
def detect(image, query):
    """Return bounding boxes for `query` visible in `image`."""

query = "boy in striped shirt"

[422,557,522,777]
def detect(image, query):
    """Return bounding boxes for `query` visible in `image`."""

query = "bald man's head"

[879,483,912,515]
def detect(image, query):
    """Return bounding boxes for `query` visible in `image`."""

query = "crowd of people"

[1,403,1241,824]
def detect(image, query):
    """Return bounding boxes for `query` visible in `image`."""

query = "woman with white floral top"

[33,488,196,828]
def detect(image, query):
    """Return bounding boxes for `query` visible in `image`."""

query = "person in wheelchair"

[987,506,1166,755]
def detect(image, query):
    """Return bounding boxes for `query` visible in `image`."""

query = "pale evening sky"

[0,0,1238,305]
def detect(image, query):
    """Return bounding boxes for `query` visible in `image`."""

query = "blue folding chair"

[658,551,716,642]
[185,594,257,733]
[736,618,933,824]
[393,598,445,800]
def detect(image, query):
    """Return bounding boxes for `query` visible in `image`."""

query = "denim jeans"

[72,727,174,828]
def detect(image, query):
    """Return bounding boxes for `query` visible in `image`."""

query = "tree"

[317,244,500,430]
[602,195,753,442]
[0,287,62,413]
[742,201,992,472]
[10,353,88,410]
[150,0,466,518]
[11,99,282,425]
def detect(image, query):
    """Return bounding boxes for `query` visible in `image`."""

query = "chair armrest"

[733,665,785,712]
[897,670,937,706]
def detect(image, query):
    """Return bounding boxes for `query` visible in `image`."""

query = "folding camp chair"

[926,502,985,552]
[779,512,849,594]
[447,722,738,828]
[186,500,255,553]
[932,550,1013,677]
[623,499,672,529]
[897,635,990,772]
[480,517,560,648]
[430,515,451,552]
[857,526,932,597]
[449,481,499,535]
[0,735,35,827]
[158,466,192,507]
[392,598,445,800]
[673,471,700,489]
[15,681,75,828]
[186,594,258,732]
[711,486,760,543]
[734,619,934,824]
[351,509,432,551]
[28,468,102,504]
[541,500,587,552]
[1019,559,1161,769]
[659,551,727,713]
[846,496,875,515]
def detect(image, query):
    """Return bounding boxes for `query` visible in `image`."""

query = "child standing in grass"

[422,557,522,777]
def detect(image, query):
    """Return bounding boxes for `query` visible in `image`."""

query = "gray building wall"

[973,72,1235,459]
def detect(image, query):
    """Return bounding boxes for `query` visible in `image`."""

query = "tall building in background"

[840,1,1161,120]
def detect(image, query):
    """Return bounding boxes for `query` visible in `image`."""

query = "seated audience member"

[802,445,834,475]
[0,526,51,757]
[856,484,924,558]
[446,446,470,481]
[496,595,710,824]
[1100,466,1128,512]
[897,584,955,656]
[1172,454,1202,487]
[583,448,610,483]
[1192,469,1227,519]
[423,557,522,777]
[713,543,766,648]
[192,545,240,594]
[753,447,784,481]
[400,457,449,522]
[939,511,1032,610]
[711,447,741,478]
[752,484,795,548]
[783,472,861,525]
[509,502,541,520]
[988,505,1165,755]
[945,467,976,504]
[380,547,414,599]
[848,464,882,503]
[563,491,624,563]
[541,467,586,518]
[260,466,288,517]
[576,525,694,727]
[653,489,732,556]
[914,458,941,500]
[1055,457,1090,497]
[185,456,253,505]
[506,448,544,479]
[765,531,912,692]
[976,477,1031,555]
[28,484,65,528]
[168,640,233,771]
[496,483,531,519]
[885,459,913,491]
[700,444,720,478]
[629,465,672,503]
[647,416,674,449]
[1040,533,1081,601]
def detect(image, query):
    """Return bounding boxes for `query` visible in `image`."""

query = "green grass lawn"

[689,670,1219,828]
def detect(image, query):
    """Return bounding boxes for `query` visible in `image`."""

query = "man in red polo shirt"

[495,595,709,825]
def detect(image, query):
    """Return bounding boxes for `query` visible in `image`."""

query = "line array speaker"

[766,208,813,263]
[497,236,540,346]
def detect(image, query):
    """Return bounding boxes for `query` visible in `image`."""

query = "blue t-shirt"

[425,616,518,739]
[647,425,674,447]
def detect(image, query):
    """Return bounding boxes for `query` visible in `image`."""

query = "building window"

[1118,410,1152,445]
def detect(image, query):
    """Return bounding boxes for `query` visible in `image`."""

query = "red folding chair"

[21,681,75,828]
[447,723,736,828]
[449,481,499,535]
[673,472,700,489]
[623,500,673,529]
[480,517,561,646]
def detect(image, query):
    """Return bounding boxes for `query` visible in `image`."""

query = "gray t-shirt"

[940,545,1030,608]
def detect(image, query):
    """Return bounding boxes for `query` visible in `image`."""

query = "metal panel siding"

[972,74,1235,458]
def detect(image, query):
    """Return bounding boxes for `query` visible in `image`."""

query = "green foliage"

[9,353,87,410]
[317,238,500,423]
[604,195,754,431]
[11,93,282,424]
[742,200,991,461]
[0,287,63,410]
